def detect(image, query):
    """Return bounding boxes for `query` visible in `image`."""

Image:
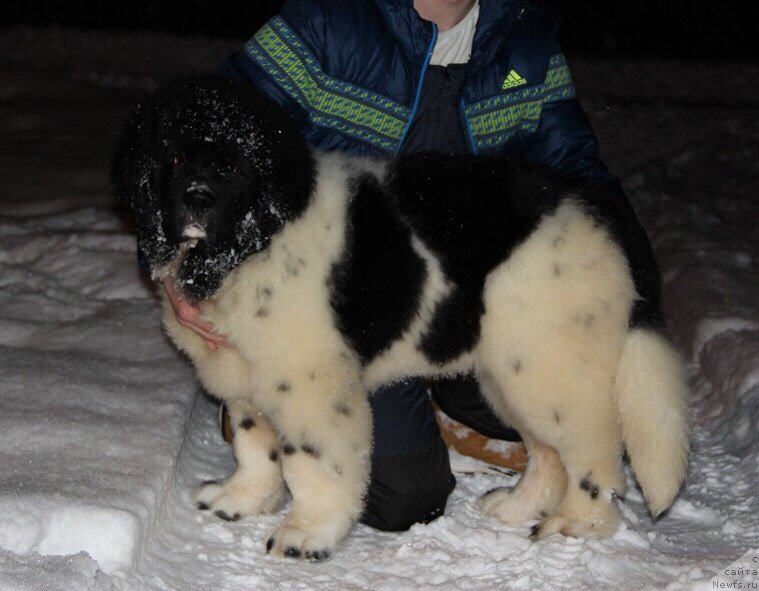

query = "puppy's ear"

[111,98,159,211]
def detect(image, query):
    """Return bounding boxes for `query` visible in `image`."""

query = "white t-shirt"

[429,2,480,67]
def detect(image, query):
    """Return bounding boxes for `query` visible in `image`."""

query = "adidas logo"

[502,69,527,90]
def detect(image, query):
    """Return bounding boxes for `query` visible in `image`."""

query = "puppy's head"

[111,76,314,301]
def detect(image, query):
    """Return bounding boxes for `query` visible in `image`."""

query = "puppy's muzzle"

[183,187,215,215]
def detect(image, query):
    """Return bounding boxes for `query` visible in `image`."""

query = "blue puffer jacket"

[221,0,622,193]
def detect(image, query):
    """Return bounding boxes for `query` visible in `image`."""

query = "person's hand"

[162,277,227,350]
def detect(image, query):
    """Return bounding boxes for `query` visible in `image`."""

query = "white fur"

[475,202,636,536]
[163,157,690,555]
[167,153,372,559]
[615,329,691,516]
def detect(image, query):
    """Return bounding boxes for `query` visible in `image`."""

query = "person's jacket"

[221,0,623,193]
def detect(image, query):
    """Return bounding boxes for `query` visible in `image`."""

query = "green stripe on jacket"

[246,17,411,152]
[464,54,576,151]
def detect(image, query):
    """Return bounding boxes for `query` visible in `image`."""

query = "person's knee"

[361,436,456,532]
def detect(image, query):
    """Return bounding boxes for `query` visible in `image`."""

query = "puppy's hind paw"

[530,510,619,540]
[477,487,545,525]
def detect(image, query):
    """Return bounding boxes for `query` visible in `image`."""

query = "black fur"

[329,173,427,363]
[239,417,255,430]
[111,76,315,302]
[301,443,321,458]
[579,476,600,500]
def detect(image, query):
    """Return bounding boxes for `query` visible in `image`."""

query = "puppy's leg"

[481,358,625,538]
[477,202,635,538]
[478,431,567,525]
[258,359,372,561]
[195,398,286,519]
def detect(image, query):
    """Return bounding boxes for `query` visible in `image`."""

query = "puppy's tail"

[615,328,690,517]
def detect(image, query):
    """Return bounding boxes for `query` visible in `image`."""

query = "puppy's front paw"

[194,475,286,520]
[265,516,352,561]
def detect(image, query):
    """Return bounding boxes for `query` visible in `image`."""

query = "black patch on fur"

[256,307,269,318]
[553,263,563,277]
[239,417,255,430]
[329,173,427,363]
[580,477,600,500]
[554,411,561,424]
[574,312,595,328]
[266,538,274,553]
[277,381,291,392]
[332,402,351,417]
[197,502,209,510]
[387,154,558,365]
[512,359,522,373]
[301,443,321,458]
[282,442,296,455]
[269,449,279,462]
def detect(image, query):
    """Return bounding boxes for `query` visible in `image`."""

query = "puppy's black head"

[111,76,315,301]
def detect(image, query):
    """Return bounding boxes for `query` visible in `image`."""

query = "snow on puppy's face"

[111,76,315,302]
[162,137,250,244]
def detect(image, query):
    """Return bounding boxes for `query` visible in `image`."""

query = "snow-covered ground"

[0,26,757,591]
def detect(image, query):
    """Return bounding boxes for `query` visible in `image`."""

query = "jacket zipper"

[395,23,438,155]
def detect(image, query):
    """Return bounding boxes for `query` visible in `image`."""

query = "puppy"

[112,76,690,560]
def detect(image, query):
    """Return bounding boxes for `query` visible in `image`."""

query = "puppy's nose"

[183,188,214,214]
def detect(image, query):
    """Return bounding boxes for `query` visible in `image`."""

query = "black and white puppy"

[112,77,690,560]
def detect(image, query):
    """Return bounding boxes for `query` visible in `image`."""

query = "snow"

[0,26,757,590]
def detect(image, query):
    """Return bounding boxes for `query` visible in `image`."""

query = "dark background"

[2,0,758,58]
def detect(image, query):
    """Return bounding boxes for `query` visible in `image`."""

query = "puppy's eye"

[172,153,184,166]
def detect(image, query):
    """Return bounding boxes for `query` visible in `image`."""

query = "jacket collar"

[374,0,517,68]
